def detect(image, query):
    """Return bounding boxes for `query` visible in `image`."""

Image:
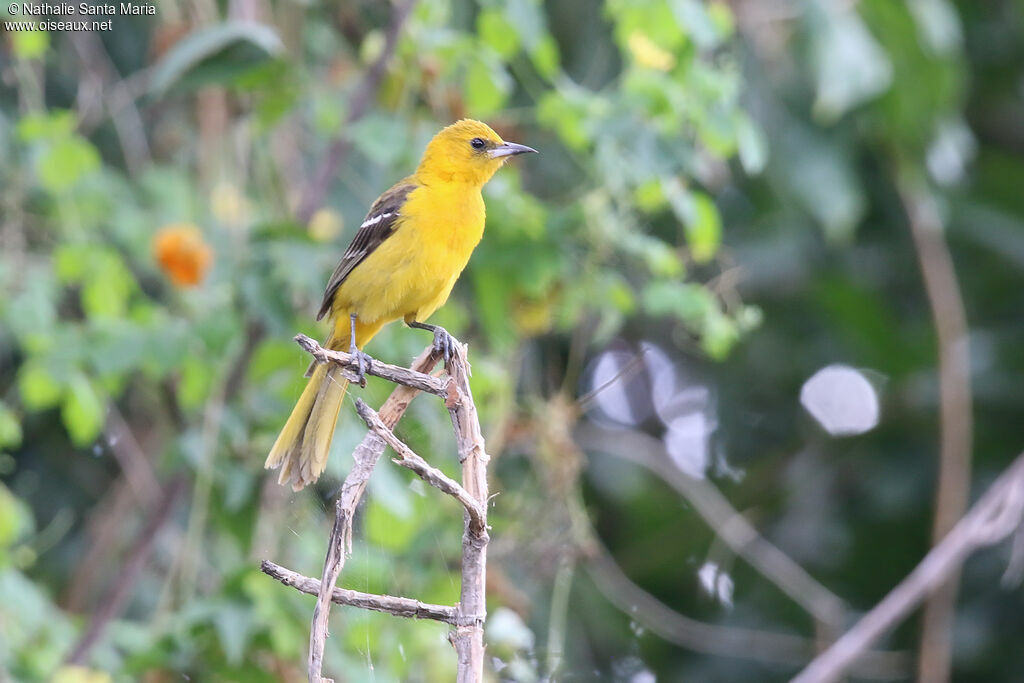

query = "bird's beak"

[488,141,538,159]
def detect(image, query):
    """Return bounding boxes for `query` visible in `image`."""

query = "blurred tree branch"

[792,451,1024,683]
[898,174,973,683]
[295,0,418,224]
[64,477,186,666]
[69,31,151,175]
[582,530,910,679]
[576,424,848,637]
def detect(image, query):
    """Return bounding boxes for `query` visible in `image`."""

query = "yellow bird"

[266,119,537,490]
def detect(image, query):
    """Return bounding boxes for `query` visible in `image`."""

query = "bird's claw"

[348,342,371,388]
[433,327,457,364]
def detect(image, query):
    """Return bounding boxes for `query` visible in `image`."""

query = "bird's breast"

[409,184,485,261]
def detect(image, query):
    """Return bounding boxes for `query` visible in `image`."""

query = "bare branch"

[440,342,490,682]
[295,334,447,397]
[104,406,161,505]
[898,177,974,683]
[304,343,441,683]
[69,31,151,174]
[261,560,459,624]
[354,398,486,535]
[792,452,1024,683]
[576,424,847,632]
[584,536,910,680]
[65,477,186,665]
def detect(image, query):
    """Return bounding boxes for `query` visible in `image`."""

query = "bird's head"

[417,119,537,187]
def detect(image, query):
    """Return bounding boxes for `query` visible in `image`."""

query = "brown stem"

[898,177,973,683]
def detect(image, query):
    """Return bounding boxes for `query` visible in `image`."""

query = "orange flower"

[153,223,212,287]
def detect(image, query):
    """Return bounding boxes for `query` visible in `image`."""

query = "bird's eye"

[470,138,486,150]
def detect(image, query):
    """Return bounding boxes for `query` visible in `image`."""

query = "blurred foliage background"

[1,0,1023,680]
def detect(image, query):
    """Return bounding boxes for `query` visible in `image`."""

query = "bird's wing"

[316,178,418,321]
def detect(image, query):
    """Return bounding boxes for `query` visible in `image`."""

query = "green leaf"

[179,355,213,410]
[16,110,75,142]
[11,28,49,60]
[736,113,768,175]
[775,124,865,241]
[807,0,893,121]
[465,58,512,118]
[663,181,721,263]
[82,263,132,319]
[149,21,285,96]
[38,138,100,193]
[0,482,33,551]
[0,404,22,450]
[18,361,64,411]
[61,373,105,447]
[54,245,87,283]
[683,192,722,263]
[504,0,545,51]
[478,9,521,59]
[603,273,636,314]
[37,137,99,192]
[530,35,560,79]
[700,308,738,359]
[907,0,962,56]
[642,280,713,323]
[537,90,590,151]
[670,0,723,50]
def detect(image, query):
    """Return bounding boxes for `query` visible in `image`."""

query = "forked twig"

[261,335,491,683]
[355,399,486,535]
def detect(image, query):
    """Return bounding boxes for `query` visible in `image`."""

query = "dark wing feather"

[316,179,417,321]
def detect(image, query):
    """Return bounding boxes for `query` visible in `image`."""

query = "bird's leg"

[348,313,372,387]
[407,321,457,364]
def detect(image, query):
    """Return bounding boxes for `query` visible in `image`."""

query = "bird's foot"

[408,321,458,364]
[347,340,372,388]
[431,326,458,364]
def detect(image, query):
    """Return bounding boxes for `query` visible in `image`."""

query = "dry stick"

[576,425,847,633]
[791,453,1024,683]
[65,477,186,665]
[262,560,459,623]
[305,344,442,683]
[440,342,490,683]
[295,334,448,397]
[295,0,418,224]
[899,179,974,683]
[354,399,486,535]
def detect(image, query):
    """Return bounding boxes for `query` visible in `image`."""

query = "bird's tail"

[265,318,381,491]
